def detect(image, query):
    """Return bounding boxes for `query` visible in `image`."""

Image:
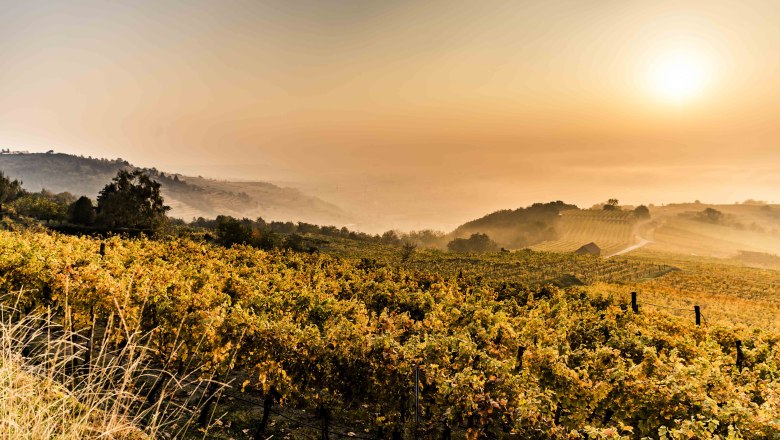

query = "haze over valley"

[5,150,780,264]
[4,1,780,232]
[3,2,780,439]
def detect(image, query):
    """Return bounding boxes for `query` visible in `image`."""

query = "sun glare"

[647,49,712,103]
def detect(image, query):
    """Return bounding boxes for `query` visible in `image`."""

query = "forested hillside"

[0,152,351,226]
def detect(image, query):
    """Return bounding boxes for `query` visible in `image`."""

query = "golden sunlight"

[646,48,713,103]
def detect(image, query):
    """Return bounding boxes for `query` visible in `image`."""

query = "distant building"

[574,242,601,256]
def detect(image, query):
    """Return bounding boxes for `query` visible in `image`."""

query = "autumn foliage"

[0,230,778,438]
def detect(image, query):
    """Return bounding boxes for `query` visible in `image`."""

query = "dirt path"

[605,220,654,258]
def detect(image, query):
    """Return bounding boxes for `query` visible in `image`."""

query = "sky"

[2,0,780,231]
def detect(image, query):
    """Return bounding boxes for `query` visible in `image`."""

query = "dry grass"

[0,296,206,440]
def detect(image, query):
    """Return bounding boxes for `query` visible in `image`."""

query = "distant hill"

[0,152,353,225]
[458,200,780,259]
[449,201,579,248]
[642,202,780,258]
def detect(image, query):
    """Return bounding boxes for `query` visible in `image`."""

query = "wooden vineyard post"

[252,389,279,439]
[198,377,221,428]
[631,292,638,314]
[99,242,105,257]
[319,406,330,440]
[516,346,525,371]
[414,364,420,440]
[736,340,744,372]
[694,306,701,326]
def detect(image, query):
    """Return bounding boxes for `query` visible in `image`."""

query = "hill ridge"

[0,151,353,226]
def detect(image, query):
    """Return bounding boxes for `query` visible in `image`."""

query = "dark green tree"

[256,230,280,250]
[447,233,499,253]
[283,233,307,252]
[381,230,401,245]
[96,170,169,230]
[68,196,96,225]
[0,171,23,217]
[633,205,651,219]
[400,241,417,263]
[13,194,68,224]
[603,198,620,211]
[214,215,253,247]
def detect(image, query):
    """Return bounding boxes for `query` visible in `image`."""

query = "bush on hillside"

[447,232,499,253]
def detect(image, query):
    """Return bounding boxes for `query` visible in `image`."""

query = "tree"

[96,170,169,230]
[0,171,23,217]
[381,230,401,245]
[603,199,620,211]
[405,229,445,247]
[13,194,68,224]
[48,190,76,206]
[256,230,280,250]
[697,207,724,224]
[68,196,96,225]
[447,233,499,253]
[633,205,651,219]
[214,215,253,247]
[283,233,307,252]
[400,241,417,263]
[296,222,319,234]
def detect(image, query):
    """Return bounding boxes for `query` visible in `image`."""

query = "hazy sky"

[2,0,780,231]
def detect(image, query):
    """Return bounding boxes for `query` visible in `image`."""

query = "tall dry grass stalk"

[0,291,214,439]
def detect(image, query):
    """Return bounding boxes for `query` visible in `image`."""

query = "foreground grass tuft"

[0,300,200,440]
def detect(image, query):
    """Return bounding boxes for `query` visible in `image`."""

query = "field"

[640,203,780,258]
[530,210,638,256]
[312,233,675,286]
[601,251,780,333]
[1,229,779,439]
[523,203,780,260]
[644,216,780,258]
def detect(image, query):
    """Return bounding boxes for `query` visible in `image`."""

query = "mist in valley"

[3,1,780,234]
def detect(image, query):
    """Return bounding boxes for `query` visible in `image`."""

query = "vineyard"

[643,217,780,258]
[405,250,675,287]
[0,230,779,438]
[601,251,780,333]
[530,210,637,256]
[315,235,675,286]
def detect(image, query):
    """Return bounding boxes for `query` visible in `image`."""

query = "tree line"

[1,169,452,252]
[2,168,569,255]
[0,169,169,232]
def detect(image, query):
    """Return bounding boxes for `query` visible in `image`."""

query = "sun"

[646,49,712,103]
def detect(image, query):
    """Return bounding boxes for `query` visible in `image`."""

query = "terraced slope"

[644,205,780,257]
[531,209,637,256]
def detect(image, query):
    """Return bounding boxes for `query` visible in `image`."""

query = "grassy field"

[640,203,780,258]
